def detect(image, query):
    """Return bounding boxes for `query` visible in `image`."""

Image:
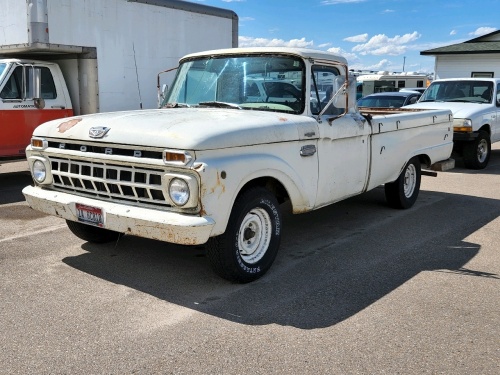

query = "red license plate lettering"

[76,203,104,227]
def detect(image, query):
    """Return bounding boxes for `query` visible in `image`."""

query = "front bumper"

[22,186,215,245]
[453,131,478,141]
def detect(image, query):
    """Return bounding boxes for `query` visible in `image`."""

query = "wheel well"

[236,177,290,205]
[417,154,432,169]
[478,125,491,136]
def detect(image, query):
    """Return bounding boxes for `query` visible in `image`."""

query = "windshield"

[419,80,493,103]
[163,54,305,114]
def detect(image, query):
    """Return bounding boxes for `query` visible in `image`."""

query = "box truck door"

[0,64,73,158]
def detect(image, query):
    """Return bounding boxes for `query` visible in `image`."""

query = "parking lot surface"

[1,147,499,374]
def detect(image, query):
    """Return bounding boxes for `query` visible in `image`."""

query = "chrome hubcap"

[238,208,271,264]
[403,164,417,198]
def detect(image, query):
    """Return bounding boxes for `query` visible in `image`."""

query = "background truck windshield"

[163,55,305,114]
[420,80,493,103]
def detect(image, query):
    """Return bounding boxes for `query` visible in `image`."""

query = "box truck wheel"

[66,220,123,243]
[207,187,282,283]
[463,130,491,169]
[384,157,421,209]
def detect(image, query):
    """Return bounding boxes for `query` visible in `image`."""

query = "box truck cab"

[0,0,238,162]
[0,59,73,159]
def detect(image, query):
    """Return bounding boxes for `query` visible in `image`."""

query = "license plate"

[76,203,104,227]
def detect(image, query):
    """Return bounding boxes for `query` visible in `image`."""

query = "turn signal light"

[31,138,48,150]
[163,150,193,165]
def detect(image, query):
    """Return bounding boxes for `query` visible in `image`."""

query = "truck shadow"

[0,171,32,205]
[449,147,500,175]
[63,188,499,329]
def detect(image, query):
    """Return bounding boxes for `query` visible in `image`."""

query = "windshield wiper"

[163,102,191,108]
[198,101,242,109]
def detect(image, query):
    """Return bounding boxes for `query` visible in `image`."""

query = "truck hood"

[33,108,315,150]
[405,101,492,119]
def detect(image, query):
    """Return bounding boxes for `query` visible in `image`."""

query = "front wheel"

[66,220,123,243]
[207,187,282,283]
[462,130,491,169]
[385,157,421,209]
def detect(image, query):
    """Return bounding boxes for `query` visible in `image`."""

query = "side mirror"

[157,66,178,108]
[21,65,42,101]
[32,67,42,100]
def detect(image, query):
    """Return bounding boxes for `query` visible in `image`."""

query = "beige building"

[421,30,500,79]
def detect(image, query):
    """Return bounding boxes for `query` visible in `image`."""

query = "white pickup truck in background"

[22,47,454,282]
[406,78,500,169]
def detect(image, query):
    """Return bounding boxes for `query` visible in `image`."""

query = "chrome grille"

[50,157,170,207]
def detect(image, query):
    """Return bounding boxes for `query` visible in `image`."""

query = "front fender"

[195,145,318,236]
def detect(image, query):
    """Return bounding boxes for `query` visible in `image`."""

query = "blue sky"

[193,0,499,74]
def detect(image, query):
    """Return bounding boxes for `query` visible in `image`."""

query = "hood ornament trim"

[89,126,110,139]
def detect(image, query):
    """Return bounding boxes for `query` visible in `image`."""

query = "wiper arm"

[198,101,242,109]
[163,102,191,108]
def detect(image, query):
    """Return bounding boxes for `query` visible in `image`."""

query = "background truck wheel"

[385,157,421,209]
[66,220,123,243]
[462,130,491,169]
[207,187,282,283]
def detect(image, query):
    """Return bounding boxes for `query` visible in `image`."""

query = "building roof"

[421,30,500,56]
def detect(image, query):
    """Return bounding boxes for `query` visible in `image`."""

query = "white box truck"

[0,0,237,161]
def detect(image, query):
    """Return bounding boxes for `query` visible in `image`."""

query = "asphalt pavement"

[0,149,499,374]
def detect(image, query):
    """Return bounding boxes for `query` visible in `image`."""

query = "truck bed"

[358,106,434,117]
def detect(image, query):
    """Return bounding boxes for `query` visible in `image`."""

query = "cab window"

[0,66,57,100]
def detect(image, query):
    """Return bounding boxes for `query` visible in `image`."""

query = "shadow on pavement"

[0,171,32,205]
[63,188,499,329]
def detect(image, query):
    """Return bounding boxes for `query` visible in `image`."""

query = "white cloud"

[349,58,393,72]
[352,32,421,56]
[344,33,368,43]
[239,17,255,22]
[469,27,497,37]
[327,47,359,62]
[318,42,332,48]
[382,9,395,13]
[239,36,314,48]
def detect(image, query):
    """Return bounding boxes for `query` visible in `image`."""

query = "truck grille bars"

[50,157,170,208]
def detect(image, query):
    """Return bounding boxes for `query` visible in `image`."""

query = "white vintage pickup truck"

[22,47,454,282]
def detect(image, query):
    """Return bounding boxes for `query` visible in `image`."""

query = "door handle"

[300,144,316,156]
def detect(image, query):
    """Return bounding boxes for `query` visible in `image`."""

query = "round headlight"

[33,160,47,183]
[169,178,190,206]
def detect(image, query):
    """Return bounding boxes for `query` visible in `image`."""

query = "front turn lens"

[33,160,47,183]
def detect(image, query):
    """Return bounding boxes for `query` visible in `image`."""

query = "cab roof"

[181,47,348,65]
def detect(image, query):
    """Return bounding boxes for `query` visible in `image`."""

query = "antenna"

[133,43,143,109]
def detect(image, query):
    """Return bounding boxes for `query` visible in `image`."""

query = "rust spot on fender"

[209,171,226,194]
[278,117,288,122]
[58,118,82,133]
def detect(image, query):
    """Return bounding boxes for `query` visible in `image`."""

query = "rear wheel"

[385,157,421,209]
[463,130,491,169]
[207,187,282,283]
[66,220,123,243]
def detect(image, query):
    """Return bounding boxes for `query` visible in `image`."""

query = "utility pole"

[403,56,406,72]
